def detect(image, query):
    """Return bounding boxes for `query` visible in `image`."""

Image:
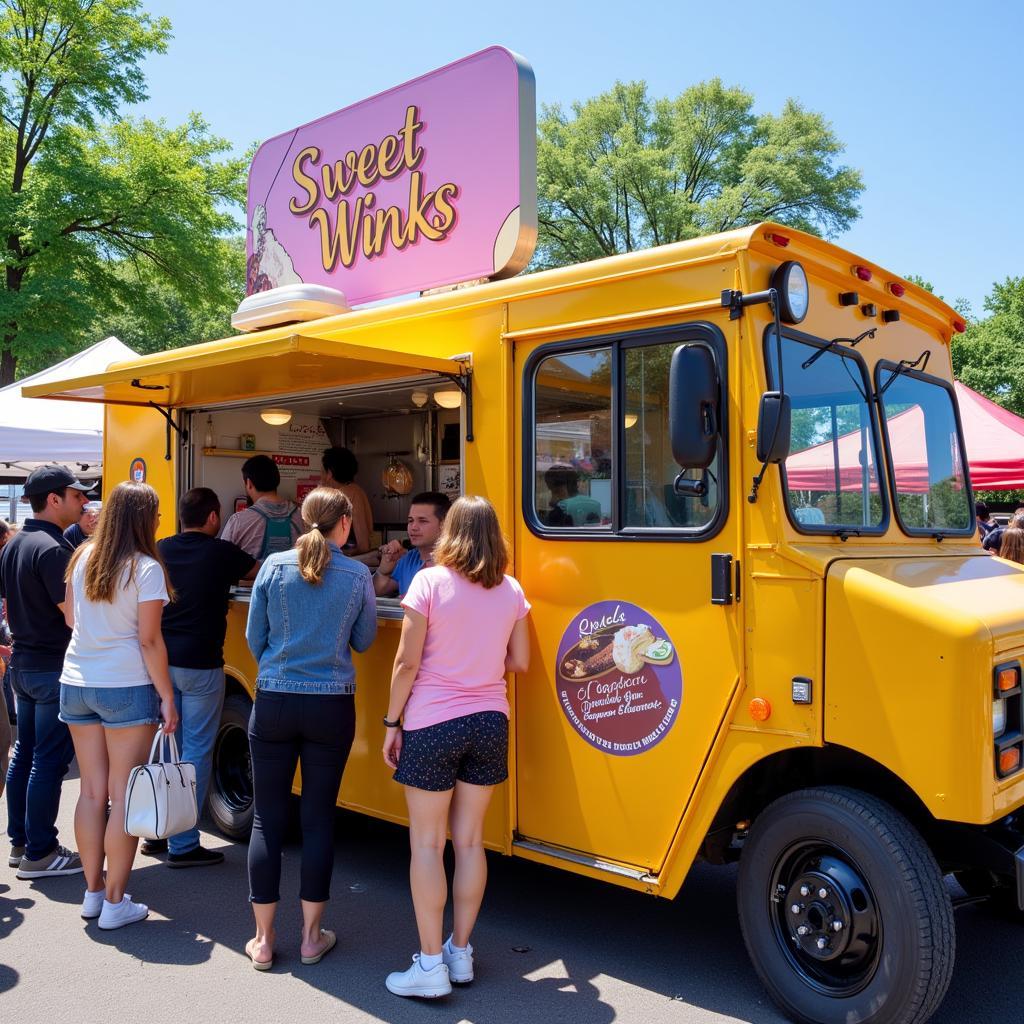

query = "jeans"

[168,667,225,855]
[247,691,355,904]
[5,669,75,860]
[0,696,10,801]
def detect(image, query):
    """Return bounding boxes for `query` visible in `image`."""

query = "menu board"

[275,422,328,483]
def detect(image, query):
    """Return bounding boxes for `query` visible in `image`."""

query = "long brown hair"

[67,481,172,602]
[296,487,352,584]
[433,495,509,589]
[1000,526,1024,565]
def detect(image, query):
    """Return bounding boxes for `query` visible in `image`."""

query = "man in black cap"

[0,465,89,878]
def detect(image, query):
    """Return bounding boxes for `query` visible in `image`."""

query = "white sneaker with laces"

[81,888,105,920]
[443,938,474,983]
[98,895,149,930]
[385,955,452,998]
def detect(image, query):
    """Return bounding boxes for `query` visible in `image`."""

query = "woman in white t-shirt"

[59,482,179,930]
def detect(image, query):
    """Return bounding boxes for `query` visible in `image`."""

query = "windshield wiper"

[878,350,930,397]
[801,329,877,370]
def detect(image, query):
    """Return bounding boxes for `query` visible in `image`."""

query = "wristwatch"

[383,715,402,728]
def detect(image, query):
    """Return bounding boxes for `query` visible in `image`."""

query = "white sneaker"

[81,888,105,920]
[443,938,474,983]
[385,955,452,998]
[98,895,149,930]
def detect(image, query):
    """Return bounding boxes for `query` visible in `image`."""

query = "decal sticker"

[556,600,682,756]
[129,457,146,483]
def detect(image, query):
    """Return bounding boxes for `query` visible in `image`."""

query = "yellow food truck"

[23,44,1024,1024]
[29,220,1024,1024]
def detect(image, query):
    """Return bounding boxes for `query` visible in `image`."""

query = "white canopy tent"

[0,336,137,484]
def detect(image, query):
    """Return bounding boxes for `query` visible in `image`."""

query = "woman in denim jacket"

[244,487,376,970]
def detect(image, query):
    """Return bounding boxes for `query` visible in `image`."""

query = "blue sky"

[135,0,1022,317]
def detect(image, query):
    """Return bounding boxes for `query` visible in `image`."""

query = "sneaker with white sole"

[8,845,25,868]
[98,895,149,930]
[16,844,84,879]
[442,938,474,983]
[81,889,105,920]
[385,955,452,998]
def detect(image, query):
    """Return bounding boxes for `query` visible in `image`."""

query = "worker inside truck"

[190,378,463,612]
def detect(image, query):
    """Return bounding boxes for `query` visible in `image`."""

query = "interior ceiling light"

[624,413,639,429]
[260,407,292,426]
[433,390,462,409]
[411,390,429,408]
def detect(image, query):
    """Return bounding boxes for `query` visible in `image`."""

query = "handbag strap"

[147,727,182,765]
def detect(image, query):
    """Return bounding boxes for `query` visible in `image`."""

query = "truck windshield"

[875,365,972,534]
[766,330,885,533]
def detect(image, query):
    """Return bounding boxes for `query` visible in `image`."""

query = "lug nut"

[799,885,810,897]
[818,888,828,899]
[790,904,802,914]
[816,937,828,950]
[833,920,843,932]
[797,925,810,936]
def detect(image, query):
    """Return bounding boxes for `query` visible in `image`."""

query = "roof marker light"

[889,281,906,298]
[952,319,967,334]
[839,292,859,306]
[854,265,873,282]
[882,310,901,323]
[861,303,878,317]
[765,232,790,247]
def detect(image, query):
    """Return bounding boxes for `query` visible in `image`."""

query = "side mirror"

[669,345,719,470]
[756,392,792,464]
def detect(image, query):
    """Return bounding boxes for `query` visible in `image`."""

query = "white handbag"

[124,728,199,840]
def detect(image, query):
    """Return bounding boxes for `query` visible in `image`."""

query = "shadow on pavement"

[4,804,1024,1023]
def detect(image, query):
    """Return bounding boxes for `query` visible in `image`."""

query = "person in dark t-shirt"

[63,502,99,549]
[149,487,256,866]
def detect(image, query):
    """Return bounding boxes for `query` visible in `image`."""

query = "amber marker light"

[998,666,1020,693]
[749,698,772,722]
[999,747,1021,777]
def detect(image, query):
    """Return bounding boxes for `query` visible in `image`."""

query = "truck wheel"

[208,692,254,842]
[737,787,954,1024]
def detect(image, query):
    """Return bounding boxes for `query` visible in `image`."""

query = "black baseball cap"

[23,465,92,497]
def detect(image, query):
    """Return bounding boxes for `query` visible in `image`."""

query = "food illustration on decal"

[559,623,674,682]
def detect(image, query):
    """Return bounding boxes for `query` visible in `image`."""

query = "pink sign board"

[245,47,536,305]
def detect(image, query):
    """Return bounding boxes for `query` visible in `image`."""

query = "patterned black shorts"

[393,711,509,792]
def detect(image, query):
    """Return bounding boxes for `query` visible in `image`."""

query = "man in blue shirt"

[373,492,451,598]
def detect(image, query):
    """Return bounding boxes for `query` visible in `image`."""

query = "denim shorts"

[393,711,508,792]
[59,683,161,729]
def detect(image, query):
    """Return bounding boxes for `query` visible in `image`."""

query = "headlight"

[993,697,1007,738]
[771,261,809,324]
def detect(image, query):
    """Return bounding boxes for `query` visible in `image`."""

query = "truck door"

[513,323,742,873]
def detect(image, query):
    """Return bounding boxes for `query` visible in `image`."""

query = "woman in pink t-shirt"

[382,496,530,999]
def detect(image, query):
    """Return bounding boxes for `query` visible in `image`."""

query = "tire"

[208,692,254,841]
[737,787,955,1024]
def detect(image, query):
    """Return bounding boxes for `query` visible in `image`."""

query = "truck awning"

[22,333,467,408]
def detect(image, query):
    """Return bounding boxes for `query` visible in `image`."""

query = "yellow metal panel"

[23,334,466,407]
[824,555,1024,823]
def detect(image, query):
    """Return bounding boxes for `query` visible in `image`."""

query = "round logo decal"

[556,600,682,756]
[129,457,146,483]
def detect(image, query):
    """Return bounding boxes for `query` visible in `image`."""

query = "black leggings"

[247,691,355,904]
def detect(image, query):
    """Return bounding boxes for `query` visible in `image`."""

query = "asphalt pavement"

[2,768,1024,1024]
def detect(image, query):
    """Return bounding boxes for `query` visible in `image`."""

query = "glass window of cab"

[530,338,721,534]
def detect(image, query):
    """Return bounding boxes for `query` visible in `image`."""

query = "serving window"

[525,324,727,540]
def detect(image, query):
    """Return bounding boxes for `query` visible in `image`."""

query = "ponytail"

[295,487,353,584]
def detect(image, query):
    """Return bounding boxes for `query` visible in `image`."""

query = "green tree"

[0,0,247,384]
[951,276,1024,416]
[534,79,863,270]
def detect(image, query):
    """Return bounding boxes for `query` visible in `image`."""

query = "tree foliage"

[952,276,1024,416]
[0,0,247,383]
[534,79,863,270]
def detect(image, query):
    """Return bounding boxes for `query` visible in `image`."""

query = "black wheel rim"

[768,840,882,997]
[213,720,252,815]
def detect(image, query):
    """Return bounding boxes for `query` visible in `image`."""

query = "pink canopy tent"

[785,382,1024,493]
